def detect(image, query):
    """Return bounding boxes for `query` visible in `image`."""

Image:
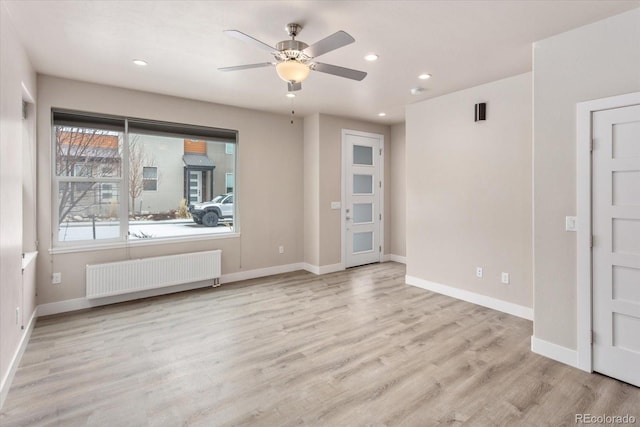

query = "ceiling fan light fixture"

[276,60,310,83]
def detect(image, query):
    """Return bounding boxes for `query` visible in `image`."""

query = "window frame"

[51,109,239,250]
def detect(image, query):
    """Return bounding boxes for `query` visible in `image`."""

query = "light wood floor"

[1,262,638,426]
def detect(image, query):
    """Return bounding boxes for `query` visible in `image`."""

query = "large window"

[53,110,237,246]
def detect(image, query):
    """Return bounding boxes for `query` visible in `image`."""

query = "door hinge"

[379,245,382,253]
[379,148,382,155]
[379,213,382,220]
[590,235,594,248]
[379,181,382,188]
[590,138,594,152]
[590,330,594,344]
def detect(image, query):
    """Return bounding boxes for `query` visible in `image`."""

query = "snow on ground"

[57,219,233,242]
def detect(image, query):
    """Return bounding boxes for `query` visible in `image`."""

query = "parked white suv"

[189,193,233,227]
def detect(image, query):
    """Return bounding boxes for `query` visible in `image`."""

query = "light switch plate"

[501,272,510,284]
[565,216,577,232]
[331,201,341,210]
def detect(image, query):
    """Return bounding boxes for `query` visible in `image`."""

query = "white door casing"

[591,104,640,387]
[342,130,384,268]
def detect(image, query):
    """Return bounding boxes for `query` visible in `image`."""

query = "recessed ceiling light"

[418,73,432,80]
[133,59,148,66]
[364,54,379,62]
[378,112,386,117]
[286,92,296,98]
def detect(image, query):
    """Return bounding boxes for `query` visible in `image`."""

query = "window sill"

[49,232,240,255]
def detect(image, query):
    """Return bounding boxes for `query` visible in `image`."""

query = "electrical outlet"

[52,272,62,284]
[278,246,285,254]
[476,267,483,278]
[501,272,510,284]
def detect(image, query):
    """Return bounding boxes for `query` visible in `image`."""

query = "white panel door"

[343,131,383,268]
[188,171,202,204]
[592,104,640,386]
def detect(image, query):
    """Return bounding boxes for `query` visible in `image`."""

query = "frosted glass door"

[344,132,383,268]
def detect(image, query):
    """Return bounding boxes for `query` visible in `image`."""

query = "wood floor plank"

[1,262,638,426]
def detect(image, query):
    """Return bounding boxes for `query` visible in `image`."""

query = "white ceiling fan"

[218,23,367,92]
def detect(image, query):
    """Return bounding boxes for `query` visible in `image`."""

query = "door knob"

[346,216,351,220]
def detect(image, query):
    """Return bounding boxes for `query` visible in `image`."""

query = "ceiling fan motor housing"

[276,40,310,62]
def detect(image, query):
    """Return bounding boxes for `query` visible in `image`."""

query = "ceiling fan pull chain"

[290,98,295,125]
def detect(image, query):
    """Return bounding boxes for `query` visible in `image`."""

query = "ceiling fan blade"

[303,31,355,58]
[311,62,367,81]
[223,30,278,54]
[218,62,274,72]
[288,82,302,92]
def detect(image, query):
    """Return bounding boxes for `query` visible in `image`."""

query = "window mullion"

[121,119,130,240]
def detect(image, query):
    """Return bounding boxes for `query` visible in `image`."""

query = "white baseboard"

[302,263,321,275]
[405,275,533,320]
[220,262,303,284]
[0,308,37,409]
[38,263,306,317]
[37,280,215,316]
[389,254,406,264]
[531,336,578,368]
[302,262,344,275]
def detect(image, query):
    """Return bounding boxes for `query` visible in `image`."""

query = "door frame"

[576,91,640,372]
[341,129,385,268]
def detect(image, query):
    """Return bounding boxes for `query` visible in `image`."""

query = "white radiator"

[86,250,221,299]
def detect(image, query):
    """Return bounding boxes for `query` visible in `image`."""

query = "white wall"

[533,9,640,351]
[406,72,533,312]
[390,123,406,259]
[36,76,304,306]
[0,3,37,407]
[303,114,321,268]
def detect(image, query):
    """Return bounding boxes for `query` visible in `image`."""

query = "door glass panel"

[353,203,373,224]
[353,145,373,165]
[353,174,373,194]
[353,232,373,253]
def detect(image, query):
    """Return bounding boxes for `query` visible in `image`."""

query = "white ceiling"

[4,0,639,124]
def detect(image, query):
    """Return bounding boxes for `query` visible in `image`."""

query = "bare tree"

[57,128,156,223]
[128,136,154,215]
[56,127,121,222]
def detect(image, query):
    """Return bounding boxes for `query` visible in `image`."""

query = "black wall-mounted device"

[475,103,486,122]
